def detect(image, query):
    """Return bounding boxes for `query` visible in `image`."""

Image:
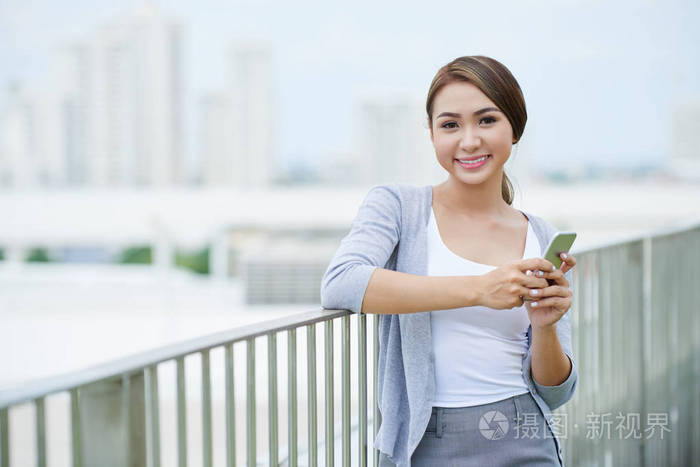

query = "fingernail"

[536,270,544,277]
[526,270,532,276]
[561,253,568,259]
[552,265,556,271]
[531,302,538,307]
[530,289,539,296]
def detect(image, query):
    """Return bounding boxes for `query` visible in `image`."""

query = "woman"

[321,55,578,467]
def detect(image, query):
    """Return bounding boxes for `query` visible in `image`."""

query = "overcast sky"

[1,0,698,174]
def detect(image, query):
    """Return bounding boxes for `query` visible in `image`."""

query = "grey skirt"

[380,392,561,467]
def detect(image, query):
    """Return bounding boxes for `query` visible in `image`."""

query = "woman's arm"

[530,325,573,386]
[322,184,483,315]
[320,184,553,315]
[360,269,482,314]
[526,261,578,410]
[529,254,577,386]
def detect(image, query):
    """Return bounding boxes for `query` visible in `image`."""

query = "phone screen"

[544,232,577,269]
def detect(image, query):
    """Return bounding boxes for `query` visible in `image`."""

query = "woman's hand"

[477,258,554,310]
[525,252,577,330]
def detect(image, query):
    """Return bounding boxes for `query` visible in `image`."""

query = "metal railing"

[0,310,381,467]
[1,220,699,466]
[560,220,700,466]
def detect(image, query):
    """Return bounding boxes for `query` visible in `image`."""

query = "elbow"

[320,262,377,314]
[533,354,578,411]
[320,272,341,311]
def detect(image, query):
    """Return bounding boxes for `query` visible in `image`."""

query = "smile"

[455,155,490,169]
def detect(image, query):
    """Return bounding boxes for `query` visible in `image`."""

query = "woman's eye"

[480,116,496,125]
[441,122,457,129]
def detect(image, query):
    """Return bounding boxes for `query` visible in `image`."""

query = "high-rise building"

[199,93,234,185]
[0,83,37,188]
[357,94,445,187]
[90,4,183,186]
[198,43,274,188]
[667,97,700,181]
[54,43,91,185]
[0,83,62,189]
[671,98,700,161]
[230,43,274,188]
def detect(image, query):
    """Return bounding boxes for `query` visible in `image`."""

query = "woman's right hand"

[476,258,556,309]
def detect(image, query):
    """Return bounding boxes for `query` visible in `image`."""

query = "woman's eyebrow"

[436,107,501,119]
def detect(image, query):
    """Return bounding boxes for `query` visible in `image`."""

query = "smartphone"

[543,232,577,284]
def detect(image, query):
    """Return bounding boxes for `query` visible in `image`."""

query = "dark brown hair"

[426,56,527,205]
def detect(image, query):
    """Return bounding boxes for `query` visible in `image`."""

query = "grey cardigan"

[320,183,578,467]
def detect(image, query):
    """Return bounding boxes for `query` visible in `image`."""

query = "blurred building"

[0,83,37,188]
[199,43,275,188]
[0,5,184,189]
[0,83,63,189]
[199,93,234,185]
[230,43,274,188]
[90,5,183,186]
[240,237,338,304]
[357,94,444,186]
[667,97,700,181]
[55,44,91,185]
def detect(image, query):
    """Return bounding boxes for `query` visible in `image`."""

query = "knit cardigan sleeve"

[320,184,401,314]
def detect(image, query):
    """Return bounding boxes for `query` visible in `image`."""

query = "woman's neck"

[433,174,512,221]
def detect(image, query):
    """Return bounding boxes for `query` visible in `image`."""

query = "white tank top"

[428,206,538,407]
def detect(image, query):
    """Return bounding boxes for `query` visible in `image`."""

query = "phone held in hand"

[543,231,577,284]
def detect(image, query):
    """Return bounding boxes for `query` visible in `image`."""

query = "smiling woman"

[321,55,578,467]
[426,56,527,207]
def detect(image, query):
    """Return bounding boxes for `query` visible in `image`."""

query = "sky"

[1,0,699,175]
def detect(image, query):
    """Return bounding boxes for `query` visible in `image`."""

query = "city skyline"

[1,0,699,186]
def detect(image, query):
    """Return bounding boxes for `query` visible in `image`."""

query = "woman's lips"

[455,155,490,169]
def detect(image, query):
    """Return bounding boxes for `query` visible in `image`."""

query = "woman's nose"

[459,127,481,152]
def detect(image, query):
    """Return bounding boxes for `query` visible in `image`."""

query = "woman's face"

[429,81,515,186]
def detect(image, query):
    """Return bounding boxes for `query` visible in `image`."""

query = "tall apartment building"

[199,43,274,188]
[54,44,91,185]
[0,83,64,189]
[357,94,444,187]
[199,93,234,185]
[667,97,700,181]
[89,4,183,186]
[0,84,38,188]
[230,43,274,188]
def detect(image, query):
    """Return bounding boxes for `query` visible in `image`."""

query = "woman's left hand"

[524,252,577,330]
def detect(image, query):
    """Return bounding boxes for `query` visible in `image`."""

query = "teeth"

[458,155,489,164]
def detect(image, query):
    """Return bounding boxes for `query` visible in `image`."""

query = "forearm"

[361,268,481,314]
[530,325,572,386]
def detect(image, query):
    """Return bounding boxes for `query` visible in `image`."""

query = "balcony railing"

[1,220,699,466]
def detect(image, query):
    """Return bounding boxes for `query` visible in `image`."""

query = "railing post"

[0,408,8,467]
[78,374,146,466]
[641,236,652,466]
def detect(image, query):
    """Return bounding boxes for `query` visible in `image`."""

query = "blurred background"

[1,1,700,460]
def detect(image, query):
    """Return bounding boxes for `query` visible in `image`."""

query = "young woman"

[321,55,578,467]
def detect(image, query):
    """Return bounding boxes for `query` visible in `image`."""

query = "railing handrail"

[0,309,349,408]
[566,217,700,255]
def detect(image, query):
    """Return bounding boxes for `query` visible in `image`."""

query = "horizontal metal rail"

[0,309,348,409]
